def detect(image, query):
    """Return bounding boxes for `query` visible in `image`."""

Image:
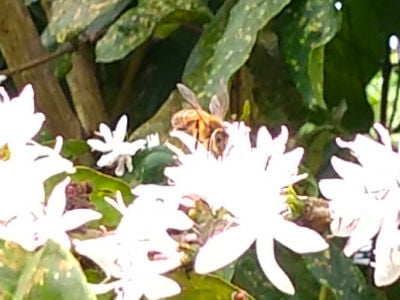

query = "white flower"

[0,84,45,148]
[87,115,146,176]
[0,178,101,251]
[0,136,75,222]
[165,122,328,295]
[319,123,400,286]
[74,192,192,300]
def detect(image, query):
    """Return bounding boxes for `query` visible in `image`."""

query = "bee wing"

[176,83,201,110]
[209,81,229,119]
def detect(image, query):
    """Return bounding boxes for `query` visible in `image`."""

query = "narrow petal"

[256,235,295,295]
[274,220,328,253]
[46,178,70,216]
[99,123,113,143]
[115,157,126,176]
[62,209,102,231]
[88,281,119,295]
[124,155,133,173]
[194,225,255,274]
[373,123,392,149]
[114,115,128,142]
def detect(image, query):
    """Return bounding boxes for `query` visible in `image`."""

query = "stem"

[66,43,108,135]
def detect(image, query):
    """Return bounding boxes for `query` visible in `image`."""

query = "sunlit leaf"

[275,0,341,108]
[48,0,131,43]
[96,0,211,62]
[304,239,386,299]
[169,270,256,300]
[184,0,291,104]
[0,241,32,298]
[233,247,321,299]
[14,240,95,300]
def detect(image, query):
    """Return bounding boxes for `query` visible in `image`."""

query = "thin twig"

[0,42,75,77]
[380,42,391,126]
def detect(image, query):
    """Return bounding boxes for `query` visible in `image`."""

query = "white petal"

[373,123,392,149]
[73,236,122,277]
[127,139,146,155]
[87,139,111,152]
[256,234,295,295]
[124,155,133,173]
[97,152,119,168]
[194,225,255,274]
[99,123,113,143]
[114,115,128,142]
[144,275,181,300]
[319,178,357,201]
[46,178,70,217]
[115,157,126,176]
[330,156,363,180]
[374,230,400,286]
[88,281,119,295]
[274,220,328,253]
[50,231,71,250]
[343,214,382,256]
[330,216,358,237]
[62,209,102,231]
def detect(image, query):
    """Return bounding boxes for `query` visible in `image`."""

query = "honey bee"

[171,83,229,157]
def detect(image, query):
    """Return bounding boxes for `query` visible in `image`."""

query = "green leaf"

[123,145,175,185]
[184,0,291,104]
[304,240,386,299]
[233,247,321,299]
[183,0,236,105]
[71,166,132,227]
[48,0,130,43]
[96,0,211,62]
[248,36,308,130]
[14,240,95,300]
[275,0,341,108]
[62,140,91,159]
[168,270,256,300]
[323,0,400,131]
[0,241,32,298]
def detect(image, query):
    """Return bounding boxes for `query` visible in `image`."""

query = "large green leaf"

[13,240,95,300]
[183,0,291,104]
[169,270,256,300]
[0,241,32,299]
[248,38,308,131]
[233,247,321,299]
[275,0,341,108]
[304,240,386,299]
[96,0,211,62]
[48,0,130,43]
